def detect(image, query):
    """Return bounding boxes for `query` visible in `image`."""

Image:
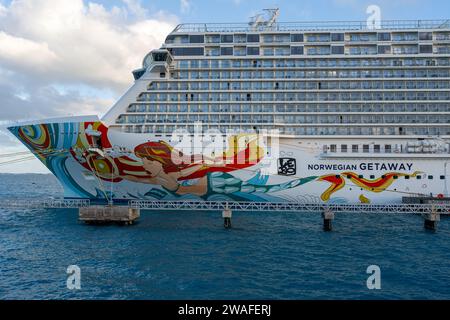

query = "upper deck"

[170,20,450,34]
[103,16,450,137]
[163,19,450,57]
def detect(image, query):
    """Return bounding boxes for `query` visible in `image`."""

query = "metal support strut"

[322,210,335,232]
[223,207,232,229]
[423,205,440,231]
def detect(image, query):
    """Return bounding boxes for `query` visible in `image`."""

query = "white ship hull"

[9,117,450,204]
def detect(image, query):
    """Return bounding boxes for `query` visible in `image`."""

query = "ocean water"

[0,173,449,300]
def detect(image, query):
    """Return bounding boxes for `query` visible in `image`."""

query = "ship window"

[405,176,410,180]
[440,175,446,180]
[291,34,304,42]
[341,145,348,153]
[331,46,344,54]
[352,145,359,153]
[370,175,375,179]
[234,34,246,43]
[234,47,247,56]
[291,46,304,55]
[171,47,204,56]
[419,32,433,41]
[331,33,344,42]
[378,32,391,41]
[221,35,234,43]
[152,51,168,62]
[359,175,364,179]
[416,175,422,180]
[165,35,176,43]
[393,175,398,180]
[363,145,370,153]
[206,34,220,43]
[378,45,391,54]
[385,145,392,153]
[428,176,433,180]
[247,47,260,55]
[330,144,337,153]
[420,45,433,54]
[205,47,220,56]
[221,47,233,56]
[247,34,260,43]
[189,35,204,43]
[374,145,381,153]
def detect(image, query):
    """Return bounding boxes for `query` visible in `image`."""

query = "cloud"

[0,67,114,173]
[180,0,190,14]
[0,0,177,126]
[0,3,6,17]
[0,0,177,90]
[122,0,148,18]
[0,31,60,71]
[0,0,178,173]
[0,76,114,122]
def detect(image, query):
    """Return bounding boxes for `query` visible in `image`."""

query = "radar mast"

[249,8,280,31]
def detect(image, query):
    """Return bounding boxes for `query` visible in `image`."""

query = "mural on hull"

[318,171,422,203]
[9,121,423,203]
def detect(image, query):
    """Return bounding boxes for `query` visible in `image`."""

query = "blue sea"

[0,173,449,300]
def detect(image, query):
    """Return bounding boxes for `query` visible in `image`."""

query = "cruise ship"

[8,10,450,204]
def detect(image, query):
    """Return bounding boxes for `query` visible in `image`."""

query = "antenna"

[249,13,264,31]
[249,8,279,31]
[263,8,280,28]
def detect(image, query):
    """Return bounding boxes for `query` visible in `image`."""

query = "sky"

[0,0,449,173]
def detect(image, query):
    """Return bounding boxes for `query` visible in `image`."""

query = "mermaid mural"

[70,122,318,201]
[11,120,424,203]
[122,140,317,201]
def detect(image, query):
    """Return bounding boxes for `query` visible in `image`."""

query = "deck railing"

[172,20,450,34]
[1,198,449,215]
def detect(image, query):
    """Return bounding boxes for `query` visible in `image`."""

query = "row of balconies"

[117,114,450,125]
[138,91,450,103]
[166,32,450,45]
[149,83,450,91]
[172,69,450,80]
[126,106,450,114]
[117,124,450,136]
[176,58,450,69]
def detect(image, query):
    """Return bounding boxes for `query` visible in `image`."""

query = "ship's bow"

[7,116,100,199]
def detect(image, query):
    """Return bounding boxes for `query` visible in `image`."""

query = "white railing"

[129,200,450,215]
[172,20,450,33]
[0,199,91,209]
[1,198,450,215]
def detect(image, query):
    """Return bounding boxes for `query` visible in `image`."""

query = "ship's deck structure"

[101,16,450,140]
